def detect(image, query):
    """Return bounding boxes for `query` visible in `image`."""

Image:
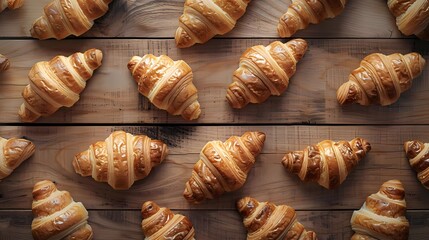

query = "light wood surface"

[0,0,403,38]
[0,39,428,124]
[0,0,428,239]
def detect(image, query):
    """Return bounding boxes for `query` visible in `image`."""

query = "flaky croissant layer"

[278,0,347,37]
[0,136,35,180]
[30,0,112,40]
[351,180,409,240]
[337,52,426,106]
[0,54,10,72]
[282,138,371,189]
[32,180,93,240]
[175,0,251,48]
[237,197,318,240]
[128,54,201,120]
[0,0,23,13]
[73,131,168,190]
[388,0,429,40]
[404,140,429,189]
[141,201,195,240]
[226,39,308,109]
[19,48,103,122]
[184,131,265,204]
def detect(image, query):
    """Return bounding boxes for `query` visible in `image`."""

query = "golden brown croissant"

[388,0,429,40]
[0,0,23,13]
[184,131,265,204]
[0,136,35,180]
[226,39,308,109]
[404,140,429,189]
[282,138,370,189]
[30,0,112,40]
[32,180,93,240]
[141,201,195,240]
[351,180,409,240]
[175,0,251,48]
[127,54,201,120]
[0,54,10,73]
[18,48,103,122]
[73,131,168,190]
[337,52,426,106]
[278,0,347,38]
[237,197,318,240]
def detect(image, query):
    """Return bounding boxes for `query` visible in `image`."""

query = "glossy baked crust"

[0,136,35,179]
[73,130,168,190]
[30,0,112,39]
[128,54,201,120]
[175,0,251,48]
[226,39,308,109]
[31,180,93,240]
[141,201,195,240]
[282,138,371,189]
[337,52,426,106]
[18,49,103,122]
[351,180,409,240]
[404,140,429,189]
[184,131,266,204]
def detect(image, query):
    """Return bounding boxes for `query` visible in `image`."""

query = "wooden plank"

[0,0,403,39]
[0,39,428,124]
[0,210,428,239]
[1,125,429,210]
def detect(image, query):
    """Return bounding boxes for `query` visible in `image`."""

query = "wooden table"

[1,0,428,239]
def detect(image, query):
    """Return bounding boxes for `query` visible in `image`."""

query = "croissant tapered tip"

[18,104,41,123]
[226,81,249,109]
[141,201,161,219]
[32,180,57,201]
[285,38,308,61]
[337,81,360,105]
[380,179,405,200]
[73,150,92,177]
[175,27,196,48]
[236,196,257,217]
[0,54,10,72]
[84,49,103,70]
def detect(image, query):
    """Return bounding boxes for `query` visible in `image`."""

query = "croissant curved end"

[18,104,41,123]
[0,54,10,72]
[236,196,257,217]
[404,140,424,159]
[337,81,360,105]
[141,201,161,219]
[286,38,308,61]
[32,180,57,200]
[226,81,249,109]
[73,150,92,177]
[84,49,103,70]
[175,27,196,48]
[30,17,53,40]
[182,101,201,120]
[4,138,36,170]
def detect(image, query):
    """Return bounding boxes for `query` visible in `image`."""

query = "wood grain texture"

[0,210,428,239]
[0,39,428,124]
[0,0,404,39]
[1,125,429,210]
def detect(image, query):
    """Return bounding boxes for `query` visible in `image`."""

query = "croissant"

[32,180,93,240]
[0,136,35,180]
[73,131,168,190]
[277,0,347,38]
[0,0,23,13]
[237,197,317,240]
[351,180,409,240]
[388,0,429,40]
[0,54,10,72]
[141,201,195,240]
[184,131,265,204]
[282,138,370,189]
[127,54,201,120]
[404,140,429,189]
[18,48,103,122]
[337,52,426,106]
[30,0,112,40]
[226,39,308,109]
[175,0,251,48]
